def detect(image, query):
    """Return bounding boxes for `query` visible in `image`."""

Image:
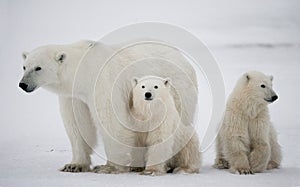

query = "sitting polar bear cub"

[130,76,201,175]
[214,71,281,174]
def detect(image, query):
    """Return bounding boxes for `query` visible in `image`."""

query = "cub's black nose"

[19,82,28,91]
[272,95,278,102]
[145,92,152,99]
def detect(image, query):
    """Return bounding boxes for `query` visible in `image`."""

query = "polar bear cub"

[214,71,282,174]
[130,76,201,175]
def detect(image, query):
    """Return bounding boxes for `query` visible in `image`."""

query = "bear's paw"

[267,160,280,170]
[213,158,230,169]
[230,167,254,175]
[60,163,90,172]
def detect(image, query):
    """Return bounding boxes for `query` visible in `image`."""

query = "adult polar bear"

[19,39,198,173]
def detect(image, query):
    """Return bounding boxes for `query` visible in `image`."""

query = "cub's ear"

[244,73,250,82]
[164,77,171,88]
[131,77,139,87]
[55,52,66,63]
[270,75,274,81]
[22,52,29,60]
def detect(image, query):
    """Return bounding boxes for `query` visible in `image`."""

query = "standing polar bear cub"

[130,76,201,175]
[214,71,281,174]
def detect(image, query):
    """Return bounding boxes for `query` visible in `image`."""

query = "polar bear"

[129,76,201,175]
[19,40,198,173]
[213,71,282,174]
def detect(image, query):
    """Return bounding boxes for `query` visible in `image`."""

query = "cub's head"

[19,46,66,93]
[131,76,171,102]
[242,71,278,104]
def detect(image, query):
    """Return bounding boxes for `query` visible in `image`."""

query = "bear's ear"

[164,78,171,88]
[270,75,274,81]
[131,77,139,87]
[22,51,28,60]
[55,52,66,63]
[244,73,250,82]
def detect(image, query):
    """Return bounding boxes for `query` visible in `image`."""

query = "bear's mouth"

[144,98,153,101]
[25,88,35,93]
[264,98,273,103]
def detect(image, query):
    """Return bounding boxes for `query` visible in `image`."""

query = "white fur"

[20,40,198,173]
[214,71,282,174]
[130,76,201,175]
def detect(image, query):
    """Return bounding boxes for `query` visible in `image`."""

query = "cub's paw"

[93,165,119,174]
[267,160,280,170]
[213,158,230,169]
[130,167,145,172]
[60,164,90,172]
[230,167,254,175]
[173,167,199,174]
[140,169,165,176]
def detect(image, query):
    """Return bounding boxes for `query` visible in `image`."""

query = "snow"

[1,0,300,186]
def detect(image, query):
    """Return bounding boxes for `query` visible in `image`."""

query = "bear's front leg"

[249,141,270,173]
[142,148,168,176]
[59,97,97,172]
[248,115,272,173]
[267,125,282,170]
[213,135,229,169]
[172,126,201,174]
[224,136,253,175]
[142,137,173,176]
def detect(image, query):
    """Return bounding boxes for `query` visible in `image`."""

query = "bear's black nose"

[145,92,152,100]
[19,82,28,91]
[272,95,278,102]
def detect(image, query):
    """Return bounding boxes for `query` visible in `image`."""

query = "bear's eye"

[261,84,266,88]
[23,66,26,71]
[35,66,42,71]
[154,85,158,89]
[141,85,145,89]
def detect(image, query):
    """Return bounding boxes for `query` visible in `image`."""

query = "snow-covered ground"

[1,0,299,186]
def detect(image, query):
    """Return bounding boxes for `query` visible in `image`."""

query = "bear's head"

[19,46,66,93]
[241,71,278,104]
[131,76,172,103]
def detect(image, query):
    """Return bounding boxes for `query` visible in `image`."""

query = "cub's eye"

[35,67,42,71]
[261,84,266,88]
[141,85,145,89]
[154,85,158,89]
[23,66,26,71]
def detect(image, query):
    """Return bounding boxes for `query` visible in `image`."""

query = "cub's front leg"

[142,132,174,176]
[248,141,270,173]
[248,116,271,173]
[224,135,253,175]
[59,96,97,172]
[214,134,229,169]
[172,126,201,174]
[267,125,282,170]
